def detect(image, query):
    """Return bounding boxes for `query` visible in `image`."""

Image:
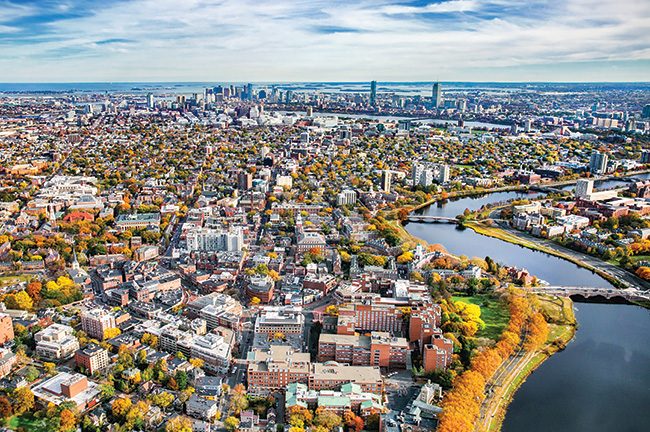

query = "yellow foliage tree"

[104,327,122,340]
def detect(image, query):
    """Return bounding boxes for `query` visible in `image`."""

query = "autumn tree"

[224,417,240,431]
[60,409,76,432]
[0,396,13,418]
[166,416,192,432]
[11,387,34,414]
[111,397,132,419]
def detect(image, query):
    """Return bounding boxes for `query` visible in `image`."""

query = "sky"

[0,0,649,83]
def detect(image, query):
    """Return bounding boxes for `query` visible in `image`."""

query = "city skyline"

[0,0,649,83]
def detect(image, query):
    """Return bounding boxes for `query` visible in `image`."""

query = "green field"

[0,275,34,287]
[8,414,46,431]
[451,294,510,340]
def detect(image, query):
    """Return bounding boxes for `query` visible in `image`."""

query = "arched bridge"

[407,215,459,224]
[532,286,650,302]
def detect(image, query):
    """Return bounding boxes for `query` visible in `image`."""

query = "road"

[477,327,531,431]
[493,220,650,290]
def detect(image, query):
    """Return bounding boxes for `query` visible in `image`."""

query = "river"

[501,303,650,432]
[404,191,648,430]
[405,190,612,287]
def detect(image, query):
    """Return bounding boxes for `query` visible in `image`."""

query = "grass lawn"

[536,294,576,325]
[451,294,510,341]
[0,275,33,287]
[8,413,46,431]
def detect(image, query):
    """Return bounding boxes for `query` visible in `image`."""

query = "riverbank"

[465,221,629,289]
[482,295,577,432]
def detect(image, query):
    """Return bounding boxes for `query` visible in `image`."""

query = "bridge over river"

[407,215,459,224]
[532,286,650,302]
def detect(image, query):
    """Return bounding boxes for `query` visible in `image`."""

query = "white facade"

[35,324,80,361]
[337,189,357,206]
[187,227,243,252]
[575,179,594,199]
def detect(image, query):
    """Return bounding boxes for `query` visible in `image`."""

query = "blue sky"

[0,0,648,82]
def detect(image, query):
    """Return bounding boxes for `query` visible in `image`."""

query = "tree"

[149,392,174,409]
[104,327,121,340]
[232,384,246,396]
[43,362,56,375]
[313,407,342,430]
[365,413,380,430]
[24,366,39,382]
[111,397,132,419]
[288,406,313,426]
[26,281,42,302]
[224,417,240,431]
[250,297,261,306]
[141,333,158,348]
[189,358,204,369]
[230,394,248,414]
[175,370,189,390]
[60,409,76,432]
[166,416,192,432]
[99,383,115,401]
[11,387,34,414]
[0,396,13,418]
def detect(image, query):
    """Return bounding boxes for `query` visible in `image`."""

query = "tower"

[381,170,392,193]
[48,204,56,226]
[432,83,441,108]
[589,152,608,175]
[71,249,80,270]
[370,80,377,106]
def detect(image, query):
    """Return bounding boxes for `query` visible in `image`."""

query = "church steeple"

[71,249,80,270]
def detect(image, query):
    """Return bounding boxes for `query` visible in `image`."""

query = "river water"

[406,190,611,287]
[501,303,650,432]
[405,191,649,430]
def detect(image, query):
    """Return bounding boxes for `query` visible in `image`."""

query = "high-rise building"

[238,171,252,190]
[146,93,154,108]
[640,150,650,164]
[81,309,116,340]
[575,179,594,199]
[589,152,608,174]
[642,104,650,119]
[381,170,391,193]
[370,80,377,106]
[432,83,441,108]
[439,164,451,183]
[524,119,532,133]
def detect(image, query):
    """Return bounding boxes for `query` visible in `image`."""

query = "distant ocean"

[0,81,647,95]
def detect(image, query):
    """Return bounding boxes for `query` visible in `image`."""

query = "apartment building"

[336,302,403,335]
[0,313,14,346]
[318,332,408,369]
[246,346,311,396]
[81,309,116,340]
[75,343,110,375]
[423,334,454,373]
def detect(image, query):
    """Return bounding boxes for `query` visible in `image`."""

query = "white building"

[187,227,243,252]
[190,333,232,374]
[575,179,594,199]
[337,189,357,206]
[439,164,451,183]
[35,324,80,361]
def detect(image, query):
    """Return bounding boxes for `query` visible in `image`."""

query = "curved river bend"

[405,191,650,431]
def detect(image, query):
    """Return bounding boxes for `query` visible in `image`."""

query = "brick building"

[75,343,109,375]
[318,332,408,369]
[0,313,14,346]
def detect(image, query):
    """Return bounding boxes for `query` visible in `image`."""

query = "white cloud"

[0,0,648,81]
